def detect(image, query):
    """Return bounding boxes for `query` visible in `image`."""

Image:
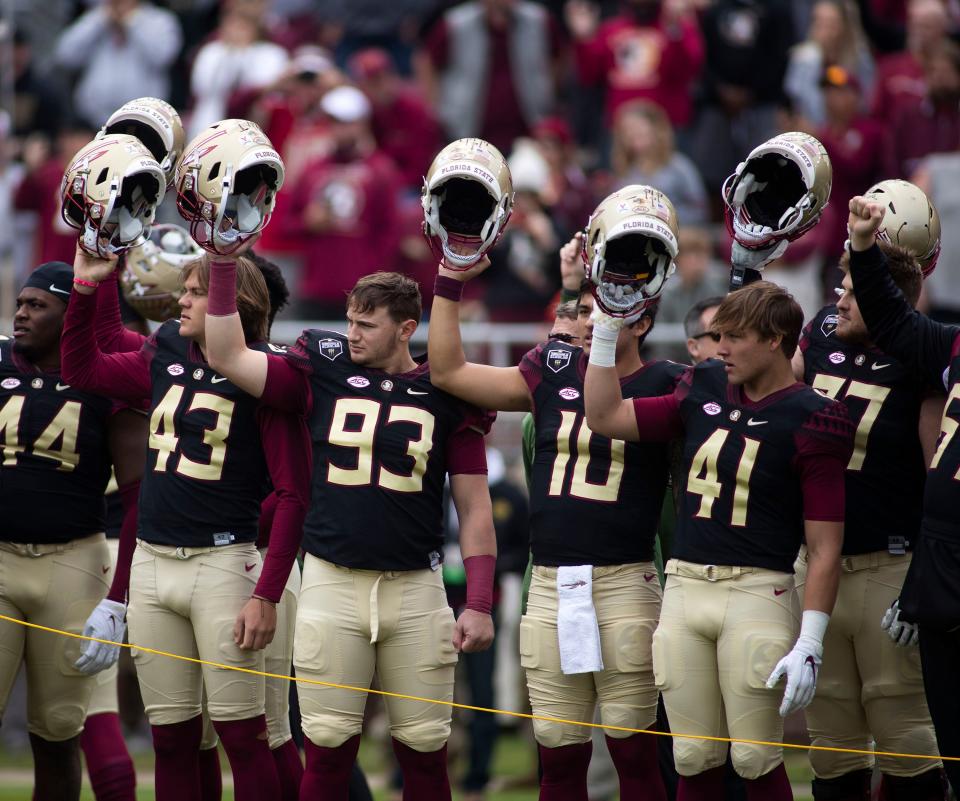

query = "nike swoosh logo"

[244,563,256,572]
[56,383,70,391]
[871,362,890,370]
[407,388,428,395]
[747,418,767,426]
[774,588,787,596]
[102,565,110,574]
[211,376,229,383]
[643,573,656,582]
[48,284,70,296]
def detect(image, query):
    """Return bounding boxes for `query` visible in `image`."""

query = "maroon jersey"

[269,330,489,571]
[138,320,271,546]
[634,361,853,573]
[520,340,683,566]
[801,305,927,555]
[0,338,112,543]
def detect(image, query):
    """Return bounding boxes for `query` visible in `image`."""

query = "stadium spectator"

[566,0,704,131]
[612,100,708,225]
[531,117,597,243]
[691,0,793,196]
[913,155,960,322]
[885,39,960,178]
[815,65,885,260]
[11,29,62,142]
[54,0,182,129]
[349,48,443,192]
[13,126,93,269]
[286,85,401,319]
[188,1,288,136]
[417,0,562,152]
[683,295,724,365]
[785,0,875,128]
[871,0,950,121]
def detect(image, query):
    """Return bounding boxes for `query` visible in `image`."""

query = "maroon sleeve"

[253,408,312,603]
[631,369,690,441]
[446,424,488,475]
[95,269,147,353]
[798,318,814,354]
[518,344,545,396]
[259,345,312,415]
[256,491,279,549]
[793,401,855,522]
[61,290,152,401]
[106,480,139,604]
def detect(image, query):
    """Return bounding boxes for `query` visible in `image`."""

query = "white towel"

[556,565,603,674]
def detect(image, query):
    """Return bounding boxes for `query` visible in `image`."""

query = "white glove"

[880,599,919,648]
[74,599,127,675]
[766,610,829,717]
[587,308,625,368]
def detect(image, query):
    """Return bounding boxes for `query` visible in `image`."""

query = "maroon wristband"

[434,274,465,302]
[207,259,237,317]
[464,554,495,615]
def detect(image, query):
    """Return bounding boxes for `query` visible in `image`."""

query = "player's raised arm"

[204,255,271,398]
[583,312,641,439]
[428,258,532,412]
[847,192,959,386]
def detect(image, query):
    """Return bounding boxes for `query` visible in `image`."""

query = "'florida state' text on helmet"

[174,119,284,255]
[722,132,832,252]
[583,185,679,318]
[863,179,941,278]
[421,138,514,270]
[60,134,166,257]
[122,224,203,321]
[99,97,185,187]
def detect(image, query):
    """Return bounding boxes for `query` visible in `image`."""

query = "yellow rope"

[1,613,950,763]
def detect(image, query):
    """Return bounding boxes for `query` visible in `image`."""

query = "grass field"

[0,732,817,800]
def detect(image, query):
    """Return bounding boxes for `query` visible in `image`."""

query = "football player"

[59,240,311,801]
[0,262,115,801]
[202,262,496,800]
[846,192,960,796]
[585,281,854,801]
[428,185,683,801]
[792,180,947,801]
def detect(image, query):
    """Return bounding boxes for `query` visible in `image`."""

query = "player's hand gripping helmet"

[862,179,941,278]
[583,185,679,319]
[722,132,832,253]
[122,224,203,321]
[99,97,185,187]
[174,119,284,255]
[60,134,167,258]
[421,138,514,270]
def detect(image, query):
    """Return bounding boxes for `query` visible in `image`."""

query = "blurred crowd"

[7,0,960,331]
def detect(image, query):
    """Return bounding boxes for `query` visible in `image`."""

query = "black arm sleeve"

[849,243,960,388]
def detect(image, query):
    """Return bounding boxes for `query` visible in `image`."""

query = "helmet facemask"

[424,176,511,269]
[588,232,675,318]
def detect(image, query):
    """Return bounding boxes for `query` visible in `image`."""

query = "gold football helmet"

[863,179,941,277]
[421,138,514,270]
[100,97,185,187]
[121,224,203,321]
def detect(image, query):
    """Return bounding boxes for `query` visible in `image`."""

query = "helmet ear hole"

[437,178,495,236]
[95,167,109,185]
[207,161,221,182]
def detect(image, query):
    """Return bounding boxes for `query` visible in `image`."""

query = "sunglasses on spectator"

[691,331,720,343]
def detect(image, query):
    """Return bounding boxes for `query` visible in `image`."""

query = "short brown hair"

[712,281,804,358]
[347,271,421,323]
[839,244,922,307]
[182,254,270,342]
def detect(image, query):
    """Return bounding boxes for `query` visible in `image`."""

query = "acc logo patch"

[319,338,344,361]
[347,375,371,388]
[167,363,185,376]
[1,378,19,389]
[546,348,572,373]
[559,387,580,400]
[703,402,722,416]
[828,351,845,365]
[821,313,838,337]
